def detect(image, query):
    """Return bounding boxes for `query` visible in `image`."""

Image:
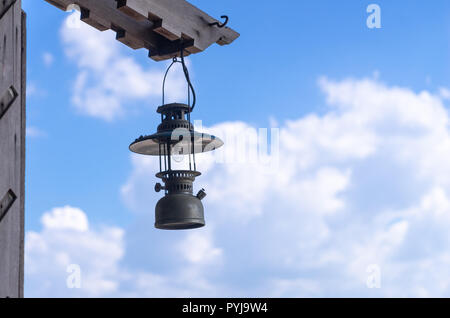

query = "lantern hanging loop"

[161,42,197,113]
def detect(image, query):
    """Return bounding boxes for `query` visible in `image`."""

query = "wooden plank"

[0,0,25,298]
[117,0,240,54]
[116,0,148,22]
[117,0,182,41]
[19,9,26,299]
[45,0,163,52]
[44,0,67,11]
[131,0,238,45]
[115,28,145,49]
[44,0,239,61]
[80,7,110,31]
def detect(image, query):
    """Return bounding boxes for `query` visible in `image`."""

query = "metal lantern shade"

[129,131,223,156]
[130,103,223,155]
[129,102,223,230]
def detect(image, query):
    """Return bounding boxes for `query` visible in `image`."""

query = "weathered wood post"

[0,0,26,298]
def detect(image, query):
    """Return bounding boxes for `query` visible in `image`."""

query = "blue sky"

[22,0,450,297]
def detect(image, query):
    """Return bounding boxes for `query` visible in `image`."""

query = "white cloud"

[60,11,187,121]
[439,87,450,100]
[26,206,124,297]
[120,76,450,297]
[27,76,450,297]
[177,230,223,265]
[269,278,322,297]
[42,52,54,67]
[41,206,89,232]
[26,126,46,138]
[26,82,37,96]
[26,82,46,98]
[25,206,225,297]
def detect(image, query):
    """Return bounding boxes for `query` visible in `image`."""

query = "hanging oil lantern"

[129,48,223,230]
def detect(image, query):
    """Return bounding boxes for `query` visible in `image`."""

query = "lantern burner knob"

[155,183,165,193]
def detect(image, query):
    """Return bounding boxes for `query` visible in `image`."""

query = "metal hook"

[209,15,229,28]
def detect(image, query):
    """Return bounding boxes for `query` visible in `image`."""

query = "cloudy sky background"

[22,0,450,297]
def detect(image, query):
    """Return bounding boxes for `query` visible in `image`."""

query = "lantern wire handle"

[180,42,196,113]
[161,43,196,113]
[161,57,179,106]
[160,42,198,173]
[178,41,198,171]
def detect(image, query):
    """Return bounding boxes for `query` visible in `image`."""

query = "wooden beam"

[44,0,240,61]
